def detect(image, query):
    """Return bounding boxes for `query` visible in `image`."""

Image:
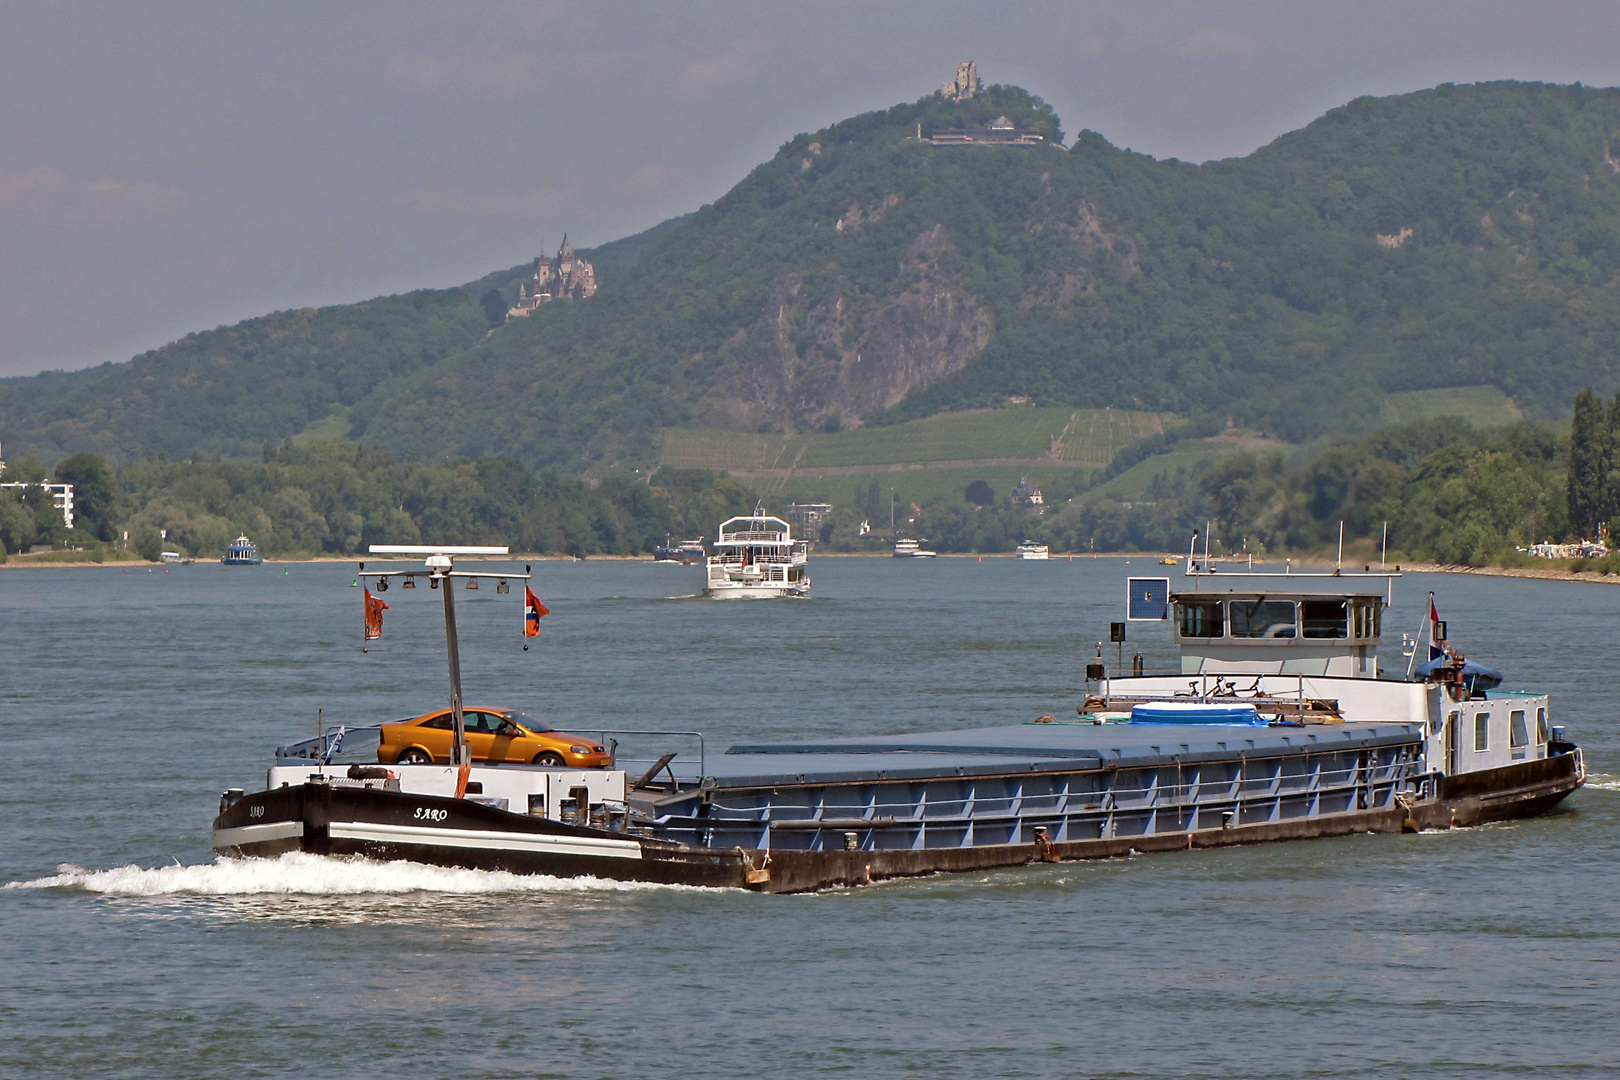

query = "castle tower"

[943,60,979,100]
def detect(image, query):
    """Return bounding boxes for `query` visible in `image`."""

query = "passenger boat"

[702,511,809,598]
[213,554,1583,893]
[893,538,937,558]
[221,535,262,565]
[653,537,706,565]
[1016,542,1050,560]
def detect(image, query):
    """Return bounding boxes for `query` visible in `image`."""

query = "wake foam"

[1584,773,1620,792]
[7,851,704,896]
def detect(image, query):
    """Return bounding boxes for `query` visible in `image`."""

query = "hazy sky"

[6,0,1620,378]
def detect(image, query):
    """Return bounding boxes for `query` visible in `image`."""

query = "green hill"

[7,80,1620,471]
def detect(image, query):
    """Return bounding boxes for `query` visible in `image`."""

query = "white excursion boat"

[894,538,938,558]
[1016,542,1050,560]
[703,511,810,598]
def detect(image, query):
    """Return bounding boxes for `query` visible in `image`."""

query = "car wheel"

[532,751,566,767]
[399,748,432,764]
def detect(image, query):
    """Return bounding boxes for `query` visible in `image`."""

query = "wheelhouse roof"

[1171,590,1386,602]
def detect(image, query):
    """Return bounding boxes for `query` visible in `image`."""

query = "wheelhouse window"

[1474,712,1491,752]
[1510,710,1528,759]
[1351,599,1381,639]
[1178,600,1224,638]
[1230,600,1297,638]
[1301,599,1348,639]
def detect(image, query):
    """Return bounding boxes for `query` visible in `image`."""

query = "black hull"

[213,783,751,889]
[214,750,1584,894]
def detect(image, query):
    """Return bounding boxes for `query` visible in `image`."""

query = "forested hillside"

[7,80,1620,470]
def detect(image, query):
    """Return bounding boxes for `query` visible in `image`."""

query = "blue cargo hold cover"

[1130,701,1265,725]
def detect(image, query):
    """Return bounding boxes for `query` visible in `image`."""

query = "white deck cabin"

[704,513,810,598]
[1098,585,1552,777]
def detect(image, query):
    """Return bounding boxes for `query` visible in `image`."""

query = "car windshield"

[506,711,553,733]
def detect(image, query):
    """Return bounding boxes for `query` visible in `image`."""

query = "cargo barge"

[213,549,1584,893]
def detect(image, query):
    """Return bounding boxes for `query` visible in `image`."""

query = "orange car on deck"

[377,707,609,767]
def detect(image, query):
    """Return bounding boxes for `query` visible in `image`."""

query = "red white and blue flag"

[1429,596,1445,659]
[524,586,549,638]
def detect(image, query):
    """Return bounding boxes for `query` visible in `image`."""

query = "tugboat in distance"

[221,535,263,566]
[653,536,706,565]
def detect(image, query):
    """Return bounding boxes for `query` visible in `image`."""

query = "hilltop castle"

[507,237,597,318]
[926,61,1046,146]
[942,60,980,101]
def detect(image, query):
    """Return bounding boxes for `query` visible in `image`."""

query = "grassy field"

[291,409,353,446]
[659,407,1165,473]
[798,408,1071,467]
[654,430,808,471]
[772,466,1087,512]
[1052,408,1163,462]
[1093,445,1246,498]
[1380,386,1522,428]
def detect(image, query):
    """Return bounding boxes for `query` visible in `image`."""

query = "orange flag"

[364,587,389,640]
[524,585,549,637]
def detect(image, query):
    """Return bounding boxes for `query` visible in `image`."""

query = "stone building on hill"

[942,60,980,101]
[1013,476,1046,515]
[507,236,597,318]
[924,115,1046,146]
[928,62,1046,145]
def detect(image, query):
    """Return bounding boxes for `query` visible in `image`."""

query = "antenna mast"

[367,544,525,771]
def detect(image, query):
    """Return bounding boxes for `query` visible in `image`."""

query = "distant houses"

[1012,476,1046,515]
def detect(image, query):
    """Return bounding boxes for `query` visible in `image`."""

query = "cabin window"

[1474,712,1490,752]
[1230,600,1297,638]
[1351,599,1381,639]
[1536,708,1549,743]
[1301,599,1348,638]
[1178,600,1224,638]
[1510,710,1528,759]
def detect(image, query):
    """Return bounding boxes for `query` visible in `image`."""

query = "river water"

[2,557,1616,1078]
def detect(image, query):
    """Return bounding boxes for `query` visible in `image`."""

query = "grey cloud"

[0,169,185,226]
[1173,27,1264,61]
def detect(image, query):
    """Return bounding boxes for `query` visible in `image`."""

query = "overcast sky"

[5,0,1620,378]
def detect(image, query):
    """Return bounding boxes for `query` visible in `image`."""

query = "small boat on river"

[894,539,937,558]
[221,535,262,565]
[1017,542,1050,560]
[213,555,1583,893]
[702,511,810,598]
[653,537,705,565]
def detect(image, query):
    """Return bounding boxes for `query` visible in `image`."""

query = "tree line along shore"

[3,391,1618,576]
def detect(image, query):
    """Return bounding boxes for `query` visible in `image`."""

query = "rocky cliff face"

[699,224,991,431]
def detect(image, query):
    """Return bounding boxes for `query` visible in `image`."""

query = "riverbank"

[1399,561,1620,585]
[7,550,1618,583]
